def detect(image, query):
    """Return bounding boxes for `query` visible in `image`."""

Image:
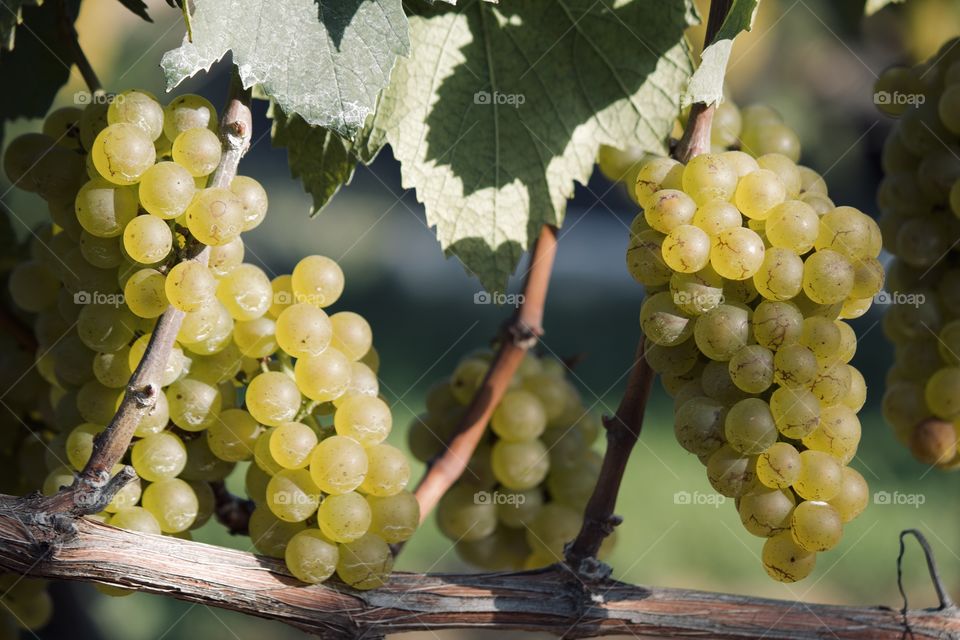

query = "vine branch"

[57,0,101,93]
[897,529,957,612]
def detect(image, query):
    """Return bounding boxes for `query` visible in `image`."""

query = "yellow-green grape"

[491,439,549,490]
[76,381,122,424]
[172,128,222,177]
[217,263,273,320]
[449,358,489,404]
[163,94,218,140]
[739,488,796,537]
[7,261,59,313]
[673,396,725,456]
[645,340,698,377]
[131,431,187,482]
[267,469,321,522]
[810,361,852,405]
[769,386,820,439]
[682,153,738,204]
[44,105,83,149]
[762,531,816,583]
[108,90,164,140]
[799,316,840,360]
[828,467,869,523]
[525,503,582,560]
[712,101,742,148]
[133,389,170,437]
[76,301,135,352]
[359,444,410,497]
[290,255,345,308]
[104,465,141,513]
[756,442,801,489]
[802,405,861,465]
[640,291,692,347]
[491,390,546,442]
[849,256,884,299]
[834,321,857,364]
[772,344,818,389]
[3,132,56,191]
[815,206,880,260]
[793,450,842,501]
[694,303,750,361]
[368,491,419,543]
[329,311,372,361]
[802,192,835,215]
[66,423,103,470]
[269,421,318,469]
[757,154,802,198]
[706,444,756,497]
[141,478,198,533]
[165,260,216,313]
[185,187,243,246]
[728,345,774,393]
[802,249,854,304]
[91,123,156,185]
[294,348,352,402]
[742,122,801,162]
[710,227,765,280]
[93,348,132,389]
[75,178,139,237]
[109,506,161,535]
[79,232,123,268]
[754,246,804,301]
[128,334,186,387]
[285,529,339,584]
[437,484,497,541]
[275,302,332,358]
[334,396,392,445]
[668,268,723,316]
[336,533,393,590]
[268,274,295,318]
[230,175,268,231]
[626,228,672,286]
[122,215,172,264]
[208,236,245,276]
[844,366,867,413]
[138,161,195,219]
[122,268,168,317]
[254,430,284,475]
[645,189,696,233]
[633,156,683,209]
[248,507,305,557]
[661,224,711,274]
[735,169,786,220]
[310,435,368,494]
[692,200,743,236]
[42,465,75,495]
[246,371,302,426]
[317,491,371,543]
[925,367,960,419]
[494,488,543,530]
[790,500,842,552]
[725,398,777,455]
[206,408,262,462]
[177,298,230,345]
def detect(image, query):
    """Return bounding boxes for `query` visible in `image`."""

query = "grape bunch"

[1,89,416,597]
[625,101,876,582]
[874,38,960,470]
[410,350,613,570]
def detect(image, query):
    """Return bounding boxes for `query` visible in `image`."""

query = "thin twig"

[57,0,101,93]
[410,225,559,527]
[897,529,957,613]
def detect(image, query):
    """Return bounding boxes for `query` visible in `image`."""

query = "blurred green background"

[4,0,960,638]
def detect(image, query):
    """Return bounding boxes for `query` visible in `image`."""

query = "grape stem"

[897,529,958,614]
[407,224,559,532]
[44,70,253,517]
[57,0,102,93]
[211,481,255,536]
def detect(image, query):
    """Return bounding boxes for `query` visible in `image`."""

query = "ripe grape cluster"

[624,102,877,582]
[410,351,613,570]
[1,89,416,600]
[874,39,960,470]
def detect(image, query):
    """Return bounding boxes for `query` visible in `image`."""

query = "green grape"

[764,201,819,254]
[926,367,960,419]
[734,169,786,219]
[633,156,683,209]
[185,187,244,246]
[762,531,816,583]
[802,249,854,304]
[706,445,756,497]
[254,430,284,475]
[79,232,123,268]
[266,469,321,522]
[940,83,960,133]
[798,316,840,361]
[138,161,195,219]
[700,358,747,404]
[644,189,696,233]
[333,396,392,445]
[772,344,817,388]
[741,122,801,161]
[275,302,332,358]
[725,398,777,455]
[520,373,573,421]
[172,127,222,177]
[810,361,852,405]
[206,408,263,462]
[645,340,699,376]
[681,153,738,204]
[524,503,582,560]
[491,439,549,490]
[793,450,842,501]
[42,465,76,495]
[798,166,827,195]
[844,366,867,412]
[294,348,352,402]
[8,261,60,313]
[367,492,420,544]
[230,175,268,230]
[91,123,155,185]
[662,224,711,273]
[738,488,796,537]
[107,90,164,140]
[317,491,371,542]
[309,435,368,494]
[248,507,305,557]
[336,533,393,590]
[626,228,672,287]
[491,390,546,442]
[359,444,410,497]
[109,506,161,535]
[640,291,692,347]
[128,334,186,386]
[141,478,198,533]
[177,300,231,344]
[75,178,139,238]
[93,347,133,388]
[51,333,96,386]
[122,215,172,264]
[769,386,820,439]
[163,94,218,140]
[694,303,750,361]
[334,362,380,407]
[131,431,187,482]
[895,216,949,268]
[246,464,272,505]
[123,268,168,318]
[76,381,122,424]
[721,150,761,177]
[188,480,216,528]
[268,421,317,469]
[267,274,295,318]
[752,300,802,350]
[105,465,142,513]
[133,388,170,437]
[828,467,869,523]
[849,257,884,299]
[208,236,245,276]
[65,423,103,470]
[290,255,345,308]
[285,529,339,584]
[3,133,53,192]
[710,227,765,280]
[756,442,801,489]
[728,345,774,393]
[246,371,302,426]
[815,206,881,260]
[712,101,742,147]
[329,311,373,361]
[673,396,725,456]
[437,483,497,541]
[757,154,801,197]
[754,247,803,301]
[790,500,842,552]
[217,263,272,320]
[548,453,600,510]
[692,200,743,236]
[802,405,860,465]
[495,488,543,529]
[44,106,83,149]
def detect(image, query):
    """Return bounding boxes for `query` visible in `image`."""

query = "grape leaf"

[115,0,151,22]
[161,0,409,137]
[370,0,695,292]
[0,0,42,52]
[682,0,758,108]
[865,0,906,15]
